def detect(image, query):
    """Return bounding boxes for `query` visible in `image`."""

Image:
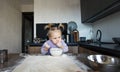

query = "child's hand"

[56,42,63,48]
[44,43,50,51]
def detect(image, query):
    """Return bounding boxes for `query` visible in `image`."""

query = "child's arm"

[41,42,50,55]
[44,43,50,51]
[56,40,68,52]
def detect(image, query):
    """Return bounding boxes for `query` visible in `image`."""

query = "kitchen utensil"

[72,29,79,42]
[87,54,120,72]
[96,29,102,44]
[50,48,63,56]
[68,21,77,33]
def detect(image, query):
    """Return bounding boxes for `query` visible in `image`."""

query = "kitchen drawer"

[68,46,78,54]
[28,46,41,54]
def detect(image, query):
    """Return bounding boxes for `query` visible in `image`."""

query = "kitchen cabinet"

[26,43,42,54]
[28,46,41,54]
[68,46,78,54]
[80,0,120,23]
[78,47,98,55]
[78,42,120,57]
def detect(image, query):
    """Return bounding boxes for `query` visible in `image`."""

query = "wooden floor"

[0,53,24,69]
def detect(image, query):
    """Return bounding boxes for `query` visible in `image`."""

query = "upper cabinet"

[80,0,120,23]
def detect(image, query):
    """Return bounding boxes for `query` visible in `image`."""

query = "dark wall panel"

[36,23,67,42]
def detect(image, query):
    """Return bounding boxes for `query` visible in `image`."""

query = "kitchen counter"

[12,55,82,72]
[0,54,91,72]
[26,42,78,54]
[27,42,78,46]
[78,42,120,57]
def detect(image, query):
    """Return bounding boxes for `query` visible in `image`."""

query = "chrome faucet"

[96,29,102,44]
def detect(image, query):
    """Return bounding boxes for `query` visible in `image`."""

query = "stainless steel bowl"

[87,55,120,72]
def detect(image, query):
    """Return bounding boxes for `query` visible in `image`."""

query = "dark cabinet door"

[22,12,34,53]
[80,0,120,23]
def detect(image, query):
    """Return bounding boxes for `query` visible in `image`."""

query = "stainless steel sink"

[87,54,120,72]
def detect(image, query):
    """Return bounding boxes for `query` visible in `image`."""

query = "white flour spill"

[0,54,89,72]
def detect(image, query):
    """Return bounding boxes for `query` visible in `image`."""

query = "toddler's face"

[49,31,62,44]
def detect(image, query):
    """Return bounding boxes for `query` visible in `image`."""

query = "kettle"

[96,29,102,44]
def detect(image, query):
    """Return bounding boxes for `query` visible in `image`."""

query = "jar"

[72,29,79,42]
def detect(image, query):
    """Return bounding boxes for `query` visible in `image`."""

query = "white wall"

[0,0,22,53]
[21,0,34,12]
[21,4,34,12]
[93,11,120,42]
[34,0,92,39]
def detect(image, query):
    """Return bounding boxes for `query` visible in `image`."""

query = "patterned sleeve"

[62,40,68,52]
[41,42,48,55]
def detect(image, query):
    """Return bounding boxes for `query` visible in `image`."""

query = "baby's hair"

[47,29,62,37]
[44,23,64,31]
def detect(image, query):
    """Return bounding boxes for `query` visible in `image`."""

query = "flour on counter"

[1,54,90,72]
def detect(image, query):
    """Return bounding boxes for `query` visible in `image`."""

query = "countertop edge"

[79,42,120,57]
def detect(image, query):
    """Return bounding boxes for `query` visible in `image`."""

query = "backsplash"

[92,11,120,42]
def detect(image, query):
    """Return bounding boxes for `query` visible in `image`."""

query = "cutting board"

[12,55,82,72]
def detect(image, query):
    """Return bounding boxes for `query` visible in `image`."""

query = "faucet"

[96,29,102,44]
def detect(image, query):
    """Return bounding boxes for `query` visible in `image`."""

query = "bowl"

[50,48,63,56]
[112,37,120,45]
[87,55,120,72]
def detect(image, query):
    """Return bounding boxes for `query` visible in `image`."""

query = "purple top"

[41,40,68,55]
